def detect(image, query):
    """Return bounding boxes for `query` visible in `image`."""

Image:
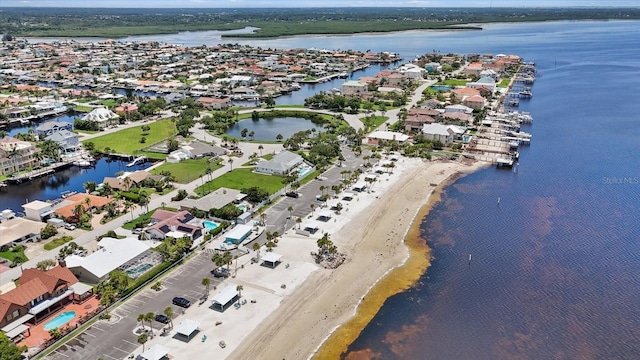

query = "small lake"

[225,117,326,141]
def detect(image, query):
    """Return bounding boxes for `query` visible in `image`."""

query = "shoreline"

[228,159,488,360]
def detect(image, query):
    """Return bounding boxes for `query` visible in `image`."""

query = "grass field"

[195,167,285,196]
[0,248,28,263]
[498,78,511,87]
[435,79,469,86]
[361,116,389,130]
[150,158,223,184]
[74,105,93,113]
[84,119,177,154]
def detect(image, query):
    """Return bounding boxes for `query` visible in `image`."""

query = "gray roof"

[183,140,226,157]
[256,150,303,174]
[178,187,244,210]
[36,121,72,131]
[46,129,77,142]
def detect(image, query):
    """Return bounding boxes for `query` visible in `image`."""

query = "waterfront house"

[147,210,201,240]
[0,263,89,341]
[22,200,55,222]
[255,150,306,176]
[341,80,369,98]
[463,95,487,110]
[405,108,440,132]
[467,76,497,92]
[81,107,119,129]
[196,97,232,110]
[177,188,246,213]
[463,62,484,76]
[445,104,474,115]
[451,87,481,101]
[422,123,466,144]
[35,121,73,138]
[0,136,39,176]
[53,194,114,222]
[45,130,80,154]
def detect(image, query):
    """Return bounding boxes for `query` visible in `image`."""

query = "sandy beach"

[227,157,487,360]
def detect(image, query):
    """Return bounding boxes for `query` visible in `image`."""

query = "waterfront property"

[224,224,253,245]
[146,209,202,240]
[366,131,410,146]
[421,123,466,144]
[35,121,74,138]
[177,187,246,213]
[0,217,46,250]
[81,107,119,129]
[0,136,39,176]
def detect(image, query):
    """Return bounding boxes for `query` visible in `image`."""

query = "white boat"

[126,156,146,167]
[73,160,92,167]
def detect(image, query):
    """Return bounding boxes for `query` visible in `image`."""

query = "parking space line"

[91,326,105,332]
[102,354,119,360]
[83,331,96,338]
[51,350,69,358]
[113,346,129,353]
[123,339,138,346]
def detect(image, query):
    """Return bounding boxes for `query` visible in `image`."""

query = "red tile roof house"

[0,264,92,342]
[147,210,202,240]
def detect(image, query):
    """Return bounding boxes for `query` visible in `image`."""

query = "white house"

[255,150,305,176]
[366,131,410,146]
[341,80,368,97]
[35,121,73,137]
[22,200,54,222]
[81,107,119,128]
[422,123,466,144]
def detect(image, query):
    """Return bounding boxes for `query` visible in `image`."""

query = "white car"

[64,223,76,231]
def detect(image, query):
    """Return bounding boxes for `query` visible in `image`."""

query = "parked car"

[64,223,76,231]
[285,192,299,198]
[155,314,170,324]
[212,267,229,278]
[172,296,191,308]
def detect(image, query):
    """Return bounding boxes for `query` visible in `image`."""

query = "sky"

[1,0,638,8]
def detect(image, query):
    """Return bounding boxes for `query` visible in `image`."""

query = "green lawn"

[195,167,285,196]
[361,116,388,130]
[43,236,74,251]
[84,119,177,154]
[150,158,222,184]
[498,78,511,87]
[435,79,469,86]
[99,99,118,107]
[74,105,93,113]
[0,249,28,263]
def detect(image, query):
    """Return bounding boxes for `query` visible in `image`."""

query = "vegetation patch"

[0,246,28,264]
[83,119,177,154]
[195,168,284,196]
[150,158,222,184]
[44,236,75,251]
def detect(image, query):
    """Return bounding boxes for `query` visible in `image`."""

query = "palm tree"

[144,312,155,333]
[123,176,132,191]
[258,144,264,155]
[249,131,255,141]
[222,251,233,272]
[163,306,174,328]
[139,193,150,213]
[259,212,266,226]
[236,284,244,299]
[228,157,234,171]
[296,216,302,229]
[137,313,146,330]
[287,205,294,219]
[161,201,166,209]
[73,204,84,219]
[252,242,261,261]
[212,252,226,270]
[84,197,93,221]
[202,277,211,297]
[129,202,137,221]
[137,333,148,352]
[309,203,315,215]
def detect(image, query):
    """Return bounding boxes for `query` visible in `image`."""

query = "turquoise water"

[237,205,246,212]
[431,85,452,91]
[44,311,76,331]
[126,263,152,276]
[203,220,219,230]
[298,167,312,177]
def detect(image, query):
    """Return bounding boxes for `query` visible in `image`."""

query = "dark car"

[172,296,191,308]
[155,314,170,324]
[286,192,299,198]
[212,267,229,278]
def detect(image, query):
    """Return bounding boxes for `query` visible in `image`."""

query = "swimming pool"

[126,263,152,276]
[44,311,76,331]
[298,167,312,177]
[431,85,452,91]
[203,221,219,231]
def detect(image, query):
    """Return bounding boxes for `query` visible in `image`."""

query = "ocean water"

[343,21,640,359]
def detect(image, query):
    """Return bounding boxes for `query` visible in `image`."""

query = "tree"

[310,203,315,214]
[0,332,25,360]
[265,240,275,252]
[144,312,155,333]
[202,277,211,296]
[236,284,244,299]
[276,133,283,142]
[287,205,294,219]
[137,333,148,352]
[40,223,58,240]
[228,157,234,171]
[259,212,267,226]
[240,128,248,139]
[249,131,255,141]
[258,144,264,155]
[36,259,56,271]
[137,313,146,330]
[163,306,174,328]
[109,270,130,294]
[128,201,137,221]
[139,193,150,213]
[296,216,302,229]
[252,242,261,261]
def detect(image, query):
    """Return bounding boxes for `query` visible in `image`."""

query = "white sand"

[128,157,486,360]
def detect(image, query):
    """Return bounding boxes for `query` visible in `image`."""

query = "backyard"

[83,119,177,154]
[150,158,223,184]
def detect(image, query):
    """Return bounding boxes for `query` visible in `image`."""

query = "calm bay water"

[20,21,640,358]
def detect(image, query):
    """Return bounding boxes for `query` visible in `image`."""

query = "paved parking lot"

[43,253,222,360]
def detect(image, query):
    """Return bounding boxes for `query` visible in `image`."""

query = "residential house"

[35,121,73,138]
[467,76,497,92]
[81,107,119,129]
[422,123,466,144]
[196,97,232,110]
[463,62,484,76]
[0,263,89,341]
[147,210,201,240]
[255,150,305,176]
[0,136,39,176]
[22,200,55,222]
[0,217,45,250]
[53,194,114,222]
[405,108,440,132]
[463,95,487,110]
[341,80,369,97]
[46,130,80,154]
[177,188,245,213]
[451,87,481,101]
[445,104,474,114]
[114,103,138,114]
[366,131,410,146]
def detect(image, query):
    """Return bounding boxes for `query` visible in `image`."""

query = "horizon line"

[1,6,639,9]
